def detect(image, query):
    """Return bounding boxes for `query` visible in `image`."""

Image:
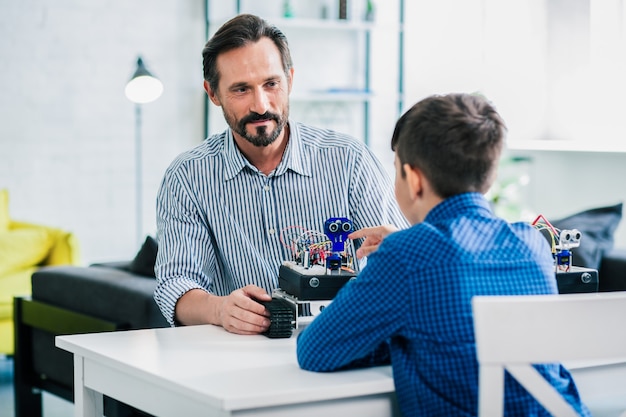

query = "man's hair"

[391,93,507,197]
[202,14,293,93]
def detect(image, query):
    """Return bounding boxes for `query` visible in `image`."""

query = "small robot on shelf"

[532,214,582,272]
[531,214,598,293]
[260,217,357,338]
[554,228,582,273]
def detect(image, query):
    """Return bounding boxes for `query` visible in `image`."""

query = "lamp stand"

[125,55,162,248]
[134,103,143,247]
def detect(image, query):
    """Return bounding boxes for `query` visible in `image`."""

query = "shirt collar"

[276,122,311,177]
[222,122,312,181]
[222,129,250,181]
[424,192,493,223]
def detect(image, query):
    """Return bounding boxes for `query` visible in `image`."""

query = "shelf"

[205,0,404,145]
[290,91,372,102]
[506,139,626,154]
[268,17,374,31]
[209,17,374,32]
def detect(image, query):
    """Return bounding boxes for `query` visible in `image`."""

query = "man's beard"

[225,109,288,147]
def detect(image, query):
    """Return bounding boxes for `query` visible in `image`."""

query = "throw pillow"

[0,189,9,232]
[130,235,158,278]
[44,227,81,266]
[0,228,53,276]
[551,203,623,270]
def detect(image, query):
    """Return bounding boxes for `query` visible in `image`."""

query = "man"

[154,14,406,335]
[297,93,590,416]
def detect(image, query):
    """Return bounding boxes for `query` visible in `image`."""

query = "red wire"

[531,214,559,236]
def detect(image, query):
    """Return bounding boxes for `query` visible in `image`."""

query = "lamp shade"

[125,56,163,104]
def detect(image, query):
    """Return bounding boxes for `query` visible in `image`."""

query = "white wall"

[0,0,205,263]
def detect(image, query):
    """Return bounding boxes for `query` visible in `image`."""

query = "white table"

[56,325,626,417]
[56,325,399,417]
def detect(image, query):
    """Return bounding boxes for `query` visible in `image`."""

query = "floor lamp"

[124,56,163,247]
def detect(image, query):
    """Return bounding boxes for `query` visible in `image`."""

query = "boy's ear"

[403,164,423,200]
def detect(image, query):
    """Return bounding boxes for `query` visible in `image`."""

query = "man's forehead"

[216,38,282,67]
[216,40,286,86]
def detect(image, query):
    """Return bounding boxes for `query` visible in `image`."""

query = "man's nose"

[250,88,270,115]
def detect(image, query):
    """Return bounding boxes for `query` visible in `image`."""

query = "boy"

[297,93,589,416]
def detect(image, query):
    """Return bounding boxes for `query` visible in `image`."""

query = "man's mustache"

[241,112,280,124]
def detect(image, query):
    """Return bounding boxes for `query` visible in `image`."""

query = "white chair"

[472,292,626,417]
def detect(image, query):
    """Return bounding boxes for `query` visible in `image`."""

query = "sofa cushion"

[0,228,52,276]
[598,248,626,291]
[43,226,81,265]
[551,203,623,270]
[129,235,158,278]
[31,265,169,329]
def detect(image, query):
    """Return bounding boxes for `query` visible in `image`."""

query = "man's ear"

[204,80,221,106]
[404,163,423,200]
[287,68,294,93]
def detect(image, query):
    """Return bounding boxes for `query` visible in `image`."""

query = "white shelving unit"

[507,139,626,154]
[203,0,403,147]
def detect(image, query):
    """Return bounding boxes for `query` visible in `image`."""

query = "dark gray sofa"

[599,248,626,291]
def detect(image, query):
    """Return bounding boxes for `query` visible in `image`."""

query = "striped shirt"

[297,193,590,416]
[154,121,408,326]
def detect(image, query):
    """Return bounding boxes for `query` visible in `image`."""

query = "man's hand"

[349,225,398,259]
[216,285,273,335]
[175,285,272,335]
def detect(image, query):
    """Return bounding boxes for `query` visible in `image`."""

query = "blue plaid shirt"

[154,121,408,326]
[297,193,590,416]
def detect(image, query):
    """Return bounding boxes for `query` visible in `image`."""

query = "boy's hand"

[349,225,398,259]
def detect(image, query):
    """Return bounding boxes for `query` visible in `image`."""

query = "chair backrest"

[472,292,626,417]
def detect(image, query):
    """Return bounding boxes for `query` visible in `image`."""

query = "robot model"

[532,214,581,272]
[260,217,357,338]
[532,214,598,293]
[554,228,582,272]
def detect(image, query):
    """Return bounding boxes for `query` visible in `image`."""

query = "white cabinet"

[204,0,403,150]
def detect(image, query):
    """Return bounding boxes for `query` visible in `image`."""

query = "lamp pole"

[125,56,163,248]
[134,103,143,247]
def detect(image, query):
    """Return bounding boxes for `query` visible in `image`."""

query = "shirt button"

[264,185,270,191]
[268,229,275,235]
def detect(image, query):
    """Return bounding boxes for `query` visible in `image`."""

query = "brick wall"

[0,0,206,263]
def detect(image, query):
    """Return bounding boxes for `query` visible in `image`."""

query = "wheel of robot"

[260,298,294,339]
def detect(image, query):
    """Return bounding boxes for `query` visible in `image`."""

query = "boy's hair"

[391,93,506,197]
[202,14,293,93]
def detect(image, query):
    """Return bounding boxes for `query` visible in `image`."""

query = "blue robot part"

[324,217,353,252]
[325,253,343,271]
[556,249,572,272]
[324,218,353,270]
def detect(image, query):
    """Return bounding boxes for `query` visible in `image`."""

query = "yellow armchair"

[0,189,80,355]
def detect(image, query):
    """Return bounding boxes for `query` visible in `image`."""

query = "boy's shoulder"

[384,222,446,254]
